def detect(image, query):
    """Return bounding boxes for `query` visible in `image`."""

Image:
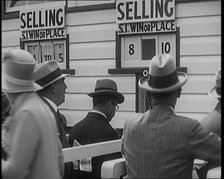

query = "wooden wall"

[1,0,221,129]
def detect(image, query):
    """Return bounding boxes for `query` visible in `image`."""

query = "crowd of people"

[1,48,221,179]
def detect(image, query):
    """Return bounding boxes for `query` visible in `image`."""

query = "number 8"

[129,44,135,55]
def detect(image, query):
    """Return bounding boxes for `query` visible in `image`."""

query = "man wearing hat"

[69,79,124,179]
[122,54,221,178]
[2,48,64,179]
[201,69,221,138]
[34,60,75,179]
[196,69,222,179]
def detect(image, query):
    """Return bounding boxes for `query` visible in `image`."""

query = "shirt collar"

[91,110,107,119]
[154,104,175,113]
[44,97,57,112]
[164,104,175,112]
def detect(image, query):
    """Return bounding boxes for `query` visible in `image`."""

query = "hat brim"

[2,81,42,93]
[87,90,124,104]
[39,74,69,89]
[139,72,188,93]
[208,87,221,98]
[2,72,42,93]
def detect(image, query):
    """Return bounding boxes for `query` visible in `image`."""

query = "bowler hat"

[139,54,187,93]
[208,69,221,98]
[34,60,69,89]
[87,79,124,104]
[2,48,42,93]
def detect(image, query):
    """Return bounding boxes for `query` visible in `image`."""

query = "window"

[142,39,156,61]
[5,0,65,13]
[121,35,158,68]
[67,0,115,8]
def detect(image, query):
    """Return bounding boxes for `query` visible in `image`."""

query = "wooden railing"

[63,139,122,163]
[62,139,220,179]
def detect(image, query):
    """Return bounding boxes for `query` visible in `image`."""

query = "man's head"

[88,79,124,121]
[138,54,187,105]
[34,60,69,106]
[2,48,42,94]
[208,69,221,99]
[92,96,119,121]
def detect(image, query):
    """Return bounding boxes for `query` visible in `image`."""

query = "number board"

[24,40,66,69]
[41,42,54,62]
[121,33,176,68]
[27,43,39,62]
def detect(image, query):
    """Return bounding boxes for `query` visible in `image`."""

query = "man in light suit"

[201,69,221,138]
[122,54,221,178]
[2,48,64,179]
[34,60,75,179]
[196,69,221,178]
[69,79,124,179]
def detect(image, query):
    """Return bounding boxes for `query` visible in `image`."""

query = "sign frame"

[20,34,74,73]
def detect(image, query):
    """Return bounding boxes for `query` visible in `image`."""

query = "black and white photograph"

[1,0,221,178]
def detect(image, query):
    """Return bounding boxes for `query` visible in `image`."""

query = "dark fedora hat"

[139,54,187,93]
[87,79,124,104]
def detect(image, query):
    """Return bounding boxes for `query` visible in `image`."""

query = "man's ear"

[49,83,56,93]
[106,101,112,109]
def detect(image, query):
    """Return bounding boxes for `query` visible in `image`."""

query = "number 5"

[59,53,63,62]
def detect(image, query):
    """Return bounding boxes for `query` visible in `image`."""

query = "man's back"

[2,92,64,179]
[122,105,221,178]
[69,112,122,179]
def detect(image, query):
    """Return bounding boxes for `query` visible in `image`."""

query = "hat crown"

[2,48,42,93]
[87,79,124,104]
[138,54,187,93]
[34,60,59,81]
[34,60,68,89]
[95,79,118,92]
[3,48,36,81]
[149,54,176,77]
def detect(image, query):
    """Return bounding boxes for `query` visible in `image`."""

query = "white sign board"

[116,0,176,35]
[20,5,66,40]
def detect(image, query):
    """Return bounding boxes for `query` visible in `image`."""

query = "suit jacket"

[200,101,221,138]
[122,105,221,179]
[41,97,75,179]
[2,92,64,179]
[69,112,122,179]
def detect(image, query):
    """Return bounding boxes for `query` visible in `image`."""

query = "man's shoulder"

[19,93,48,111]
[124,112,147,127]
[173,114,201,130]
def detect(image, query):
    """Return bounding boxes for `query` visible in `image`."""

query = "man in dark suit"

[69,79,124,179]
[34,60,75,179]
[122,54,221,178]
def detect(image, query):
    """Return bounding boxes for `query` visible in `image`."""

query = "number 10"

[162,42,170,53]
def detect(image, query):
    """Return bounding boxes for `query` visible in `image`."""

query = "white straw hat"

[2,48,42,93]
[139,54,187,93]
[208,69,221,98]
[34,60,69,89]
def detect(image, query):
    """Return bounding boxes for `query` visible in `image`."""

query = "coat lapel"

[40,96,69,148]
